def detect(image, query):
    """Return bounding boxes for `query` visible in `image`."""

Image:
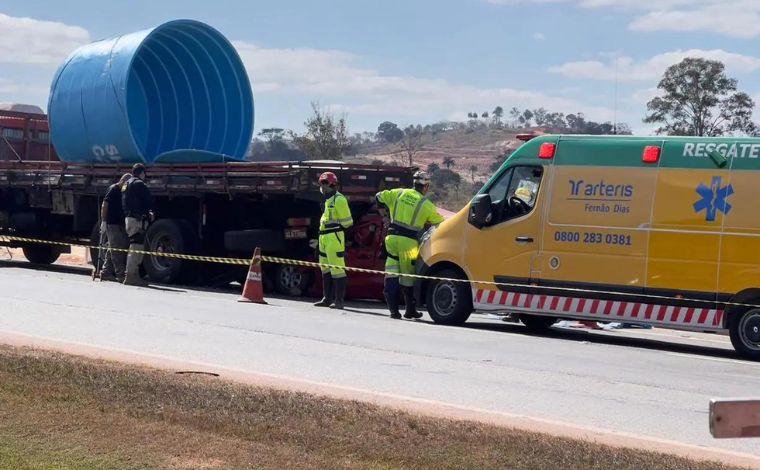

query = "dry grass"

[0,345,744,469]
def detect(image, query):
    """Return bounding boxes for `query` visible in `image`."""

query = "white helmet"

[413,170,431,185]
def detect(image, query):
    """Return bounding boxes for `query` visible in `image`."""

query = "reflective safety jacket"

[319,192,353,235]
[375,188,445,239]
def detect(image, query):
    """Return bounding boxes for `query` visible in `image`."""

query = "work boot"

[384,277,401,319]
[330,277,347,310]
[313,273,333,307]
[402,286,423,319]
[123,273,149,287]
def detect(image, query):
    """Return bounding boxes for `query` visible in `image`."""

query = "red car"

[270,207,455,301]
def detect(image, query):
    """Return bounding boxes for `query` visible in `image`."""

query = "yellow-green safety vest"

[319,192,353,234]
[376,188,444,238]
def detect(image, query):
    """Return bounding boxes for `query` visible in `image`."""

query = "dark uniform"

[121,165,153,285]
[99,174,131,281]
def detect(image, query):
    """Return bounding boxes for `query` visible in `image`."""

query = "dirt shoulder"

[0,344,748,470]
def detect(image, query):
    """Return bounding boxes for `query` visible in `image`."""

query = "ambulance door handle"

[515,236,534,243]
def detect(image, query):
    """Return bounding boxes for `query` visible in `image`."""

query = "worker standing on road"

[314,172,353,309]
[122,163,154,287]
[376,171,444,319]
[98,173,132,282]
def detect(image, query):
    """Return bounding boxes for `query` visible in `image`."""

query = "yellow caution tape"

[1,234,758,312]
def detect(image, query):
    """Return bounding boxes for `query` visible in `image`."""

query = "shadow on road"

[454,318,746,362]
[0,259,92,276]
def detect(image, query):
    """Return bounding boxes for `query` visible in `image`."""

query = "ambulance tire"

[729,308,760,361]
[425,268,472,325]
[519,314,557,332]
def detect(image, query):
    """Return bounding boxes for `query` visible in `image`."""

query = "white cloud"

[549,49,760,81]
[0,13,90,65]
[533,32,546,41]
[631,87,662,104]
[233,41,615,122]
[487,0,760,38]
[0,78,48,95]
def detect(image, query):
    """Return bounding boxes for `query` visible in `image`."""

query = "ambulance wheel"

[519,314,557,332]
[425,268,472,325]
[729,308,760,360]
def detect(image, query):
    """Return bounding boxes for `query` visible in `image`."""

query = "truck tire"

[519,314,558,332]
[729,308,760,361]
[273,264,312,296]
[22,244,60,264]
[425,268,472,325]
[144,219,198,284]
[224,229,285,253]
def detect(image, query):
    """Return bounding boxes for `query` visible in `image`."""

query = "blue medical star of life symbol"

[693,176,734,222]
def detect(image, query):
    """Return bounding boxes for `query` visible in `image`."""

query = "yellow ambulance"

[416,134,760,359]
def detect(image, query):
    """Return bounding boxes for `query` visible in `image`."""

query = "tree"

[469,164,478,183]
[481,111,489,119]
[399,125,423,166]
[519,109,534,127]
[377,121,404,143]
[644,58,757,136]
[290,102,350,160]
[492,106,504,127]
[442,156,455,169]
[427,162,441,174]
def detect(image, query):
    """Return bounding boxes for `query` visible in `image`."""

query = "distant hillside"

[348,127,522,183]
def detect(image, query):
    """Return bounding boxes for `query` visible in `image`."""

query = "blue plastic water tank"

[48,19,254,164]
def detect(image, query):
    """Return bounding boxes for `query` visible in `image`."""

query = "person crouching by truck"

[375,171,444,320]
[122,163,154,287]
[313,172,353,310]
[98,173,132,282]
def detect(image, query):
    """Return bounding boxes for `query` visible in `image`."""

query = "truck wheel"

[274,264,312,296]
[22,244,60,264]
[729,308,760,360]
[425,268,472,325]
[520,314,558,332]
[144,219,198,284]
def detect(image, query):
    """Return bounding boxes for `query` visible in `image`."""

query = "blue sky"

[1,0,759,135]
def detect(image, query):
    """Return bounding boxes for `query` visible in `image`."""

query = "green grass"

[0,345,745,469]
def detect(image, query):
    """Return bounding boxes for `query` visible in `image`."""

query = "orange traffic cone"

[238,247,267,304]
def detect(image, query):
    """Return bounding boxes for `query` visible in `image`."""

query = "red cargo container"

[0,106,58,162]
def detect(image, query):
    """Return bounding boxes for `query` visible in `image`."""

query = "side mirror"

[468,194,492,228]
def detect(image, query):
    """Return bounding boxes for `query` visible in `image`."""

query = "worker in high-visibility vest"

[375,171,444,319]
[314,171,353,309]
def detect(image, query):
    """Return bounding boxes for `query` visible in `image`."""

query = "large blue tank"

[48,19,254,164]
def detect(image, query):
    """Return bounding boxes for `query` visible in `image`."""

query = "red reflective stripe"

[550,297,560,311]
[631,303,642,319]
[538,295,547,310]
[512,293,522,307]
[577,298,586,313]
[698,309,709,325]
[683,308,695,324]
[603,301,614,316]
[475,289,483,303]
[563,297,573,312]
[670,307,682,322]
[714,311,724,327]
[524,294,533,308]
[644,304,655,320]
[657,306,669,322]
[617,302,628,317]
[487,290,496,304]
[590,299,600,315]
[499,292,508,305]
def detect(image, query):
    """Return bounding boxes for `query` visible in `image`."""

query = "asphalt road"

[1,260,759,458]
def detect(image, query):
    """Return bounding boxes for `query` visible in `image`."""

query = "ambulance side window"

[486,166,542,225]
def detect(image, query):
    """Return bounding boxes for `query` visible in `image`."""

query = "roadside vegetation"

[0,346,742,469]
